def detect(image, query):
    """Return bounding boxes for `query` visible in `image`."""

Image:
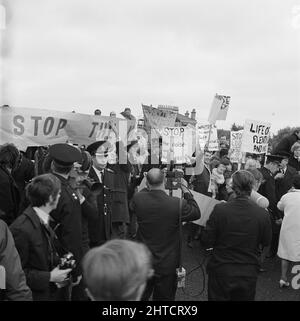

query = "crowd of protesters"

[0,123,300,301]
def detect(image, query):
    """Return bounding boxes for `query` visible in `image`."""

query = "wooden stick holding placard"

[206,124,213,152]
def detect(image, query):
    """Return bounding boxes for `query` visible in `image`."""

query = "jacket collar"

[23,206,42,229]
[89,166,99,181]
[52,172,69,185]
[0,165,14,179]
[147,189,167,195]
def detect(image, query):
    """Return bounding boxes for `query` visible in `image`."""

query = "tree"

[217,129,230,140]
[269,126,300,152]
[231,123,244,131]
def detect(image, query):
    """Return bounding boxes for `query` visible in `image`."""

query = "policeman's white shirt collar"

[33,207,50,225]
[93,166,104,183]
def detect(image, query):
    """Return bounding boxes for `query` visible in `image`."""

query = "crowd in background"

[0,125,300,301]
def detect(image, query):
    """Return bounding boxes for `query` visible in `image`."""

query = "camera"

[81,178,103,192]
[59,253,76,270]
[176,267,186,288]
[165,169,184,190]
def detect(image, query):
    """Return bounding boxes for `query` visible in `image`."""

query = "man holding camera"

[10,174,72,301]
[130,168,200,301]
[47,143,95,300]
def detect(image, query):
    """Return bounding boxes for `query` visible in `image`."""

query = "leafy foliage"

[269,126,300,152]
[231,123,244,131]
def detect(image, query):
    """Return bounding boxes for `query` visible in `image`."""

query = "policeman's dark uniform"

[86,141,114,246]
[275,152,298,200]
[48,144,90,300]
[258,154,283,256]
[109,141,131,239]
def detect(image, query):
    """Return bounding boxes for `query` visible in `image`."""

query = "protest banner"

[241,119,271,154]
[0,106,131,150]
[142,104,177,135]
[138,179,220,226]
[208,94,231,125]
[161,127,193,164]
[198,124,219,151]
[230,130,244,163]
[172,189,220,226]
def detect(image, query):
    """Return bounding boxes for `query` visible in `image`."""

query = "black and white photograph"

[0,0,300,310]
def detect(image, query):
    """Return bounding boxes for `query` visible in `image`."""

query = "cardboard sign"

[208,94,231,124]
[241,119,271,154]
[172,189,220,226]
[161,127,193,164]
[198,124,219,151]
[138,179,220,226]
[230,130,244,163]
[0,106,131,150]
[142,104,177,134]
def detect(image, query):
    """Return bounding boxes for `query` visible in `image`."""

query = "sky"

[1,0,300,134]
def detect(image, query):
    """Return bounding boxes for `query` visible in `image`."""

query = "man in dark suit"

[10,174,72,301]
[288,141,300,173]
[275,152,298,201]
[86,140,116,246]
[258,155,283,214]
[130,168,200,301]
[258,154,284,257]
[202,170,272,301]
[0,144,21,225]
[48,143,93,300]
[109,141,131,239]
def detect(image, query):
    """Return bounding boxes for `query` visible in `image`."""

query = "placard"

[241,119,271,154]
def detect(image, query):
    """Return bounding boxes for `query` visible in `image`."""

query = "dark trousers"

[128,211,137,240]
[186,223,202,244]
[56,279,88,301]
[141,272,177,301]
[111,222,127,239]
[270,219,281,256]
[208,273,257,301]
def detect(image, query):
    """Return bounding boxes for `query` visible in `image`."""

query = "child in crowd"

[209,161,226,199]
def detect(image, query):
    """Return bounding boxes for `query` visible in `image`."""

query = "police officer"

[86,140,115,246]
[258,154,284,257]
[48,143,92,300]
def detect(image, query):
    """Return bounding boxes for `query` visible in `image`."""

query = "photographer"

[45,143,93,300]
[69,150,98,255]
[130,168,200,301]
[10,174,72,301]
